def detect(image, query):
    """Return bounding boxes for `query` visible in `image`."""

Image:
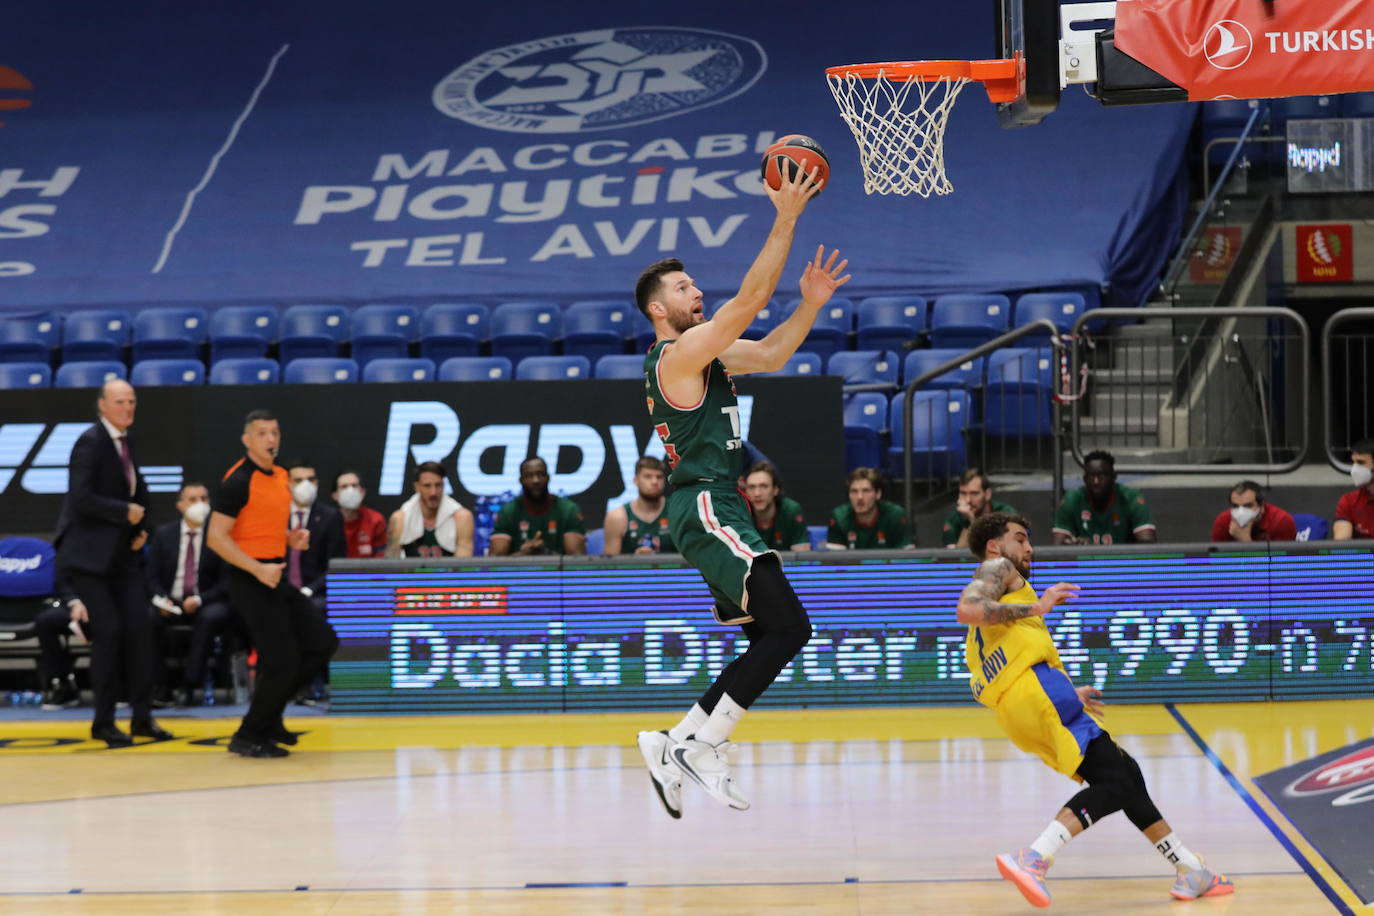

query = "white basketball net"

[827,70,972,198]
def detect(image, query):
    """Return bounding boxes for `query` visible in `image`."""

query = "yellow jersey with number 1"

[965,578,1064,708]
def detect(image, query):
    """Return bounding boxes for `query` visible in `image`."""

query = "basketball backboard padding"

[995,0,1061,128]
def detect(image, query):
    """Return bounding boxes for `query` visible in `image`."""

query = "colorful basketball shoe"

[1169,862,1235,901]
[996,847,1052,908]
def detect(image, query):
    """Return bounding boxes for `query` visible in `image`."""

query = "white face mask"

[183,501,210,526]
[1352,464,1373,488]
[1230,506,1258,528]
[337,486,364,510]
[292,480,318,506]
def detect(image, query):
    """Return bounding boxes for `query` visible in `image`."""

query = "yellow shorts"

[995,662,1104,779]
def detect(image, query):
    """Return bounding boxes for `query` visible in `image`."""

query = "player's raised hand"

[1033,581,1080,616]
[764,161,824,217]
[799,245,851,306]
[1076,685,1105,717]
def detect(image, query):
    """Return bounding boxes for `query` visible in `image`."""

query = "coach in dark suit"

[54,379,173,747]
[285,460,346,610]
[145,481,234,705]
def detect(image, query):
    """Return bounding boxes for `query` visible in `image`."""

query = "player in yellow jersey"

[958,512,1234,908]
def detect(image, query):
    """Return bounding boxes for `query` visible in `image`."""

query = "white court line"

[151,43,290,274]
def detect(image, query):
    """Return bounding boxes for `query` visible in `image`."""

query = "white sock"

[667,704,707,744]
[694,693,746,746]
[1154,832,1203,871]
[1030,820,1073,861]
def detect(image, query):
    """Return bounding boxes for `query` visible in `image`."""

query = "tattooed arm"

[956,560,1081,625]
[956,558,1030,625]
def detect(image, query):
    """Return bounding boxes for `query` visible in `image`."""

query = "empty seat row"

[0,292,1092,370]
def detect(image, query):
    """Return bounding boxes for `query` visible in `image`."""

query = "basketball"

[760,134,830,191]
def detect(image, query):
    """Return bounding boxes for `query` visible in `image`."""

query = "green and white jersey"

[618,502,675,554]
[828,500,913,550]
[644,339,744,486]
[755,496,809,550]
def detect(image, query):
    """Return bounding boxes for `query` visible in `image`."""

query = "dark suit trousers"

[68,562,154,727]
[35,605,75,684]
[155,600,232,686]
[226,566,338,741]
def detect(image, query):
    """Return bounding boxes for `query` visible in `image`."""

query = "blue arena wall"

[328,544,1374,714]
[2,2,1193,312]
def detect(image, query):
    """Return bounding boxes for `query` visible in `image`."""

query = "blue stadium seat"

[632,312,657,354]
[490,301,561,363]
[54,360,127,389]
[1291,513,1329,541]
[985,347,1055,437]
[769,351,823,377]
[420,303,489,363]
[283,357,358,384]
[856,296,925,352]
[130,359,205,387]
[1273,96,1338,136]
[584,528,606,555]
[279,304,350,363]
[564,300,634,361]
[132,307,208,361]
[61,309,131,363]
[1343,92,1374,118]
[888,389,970,478]
[714,298,781,341]
[827,350,899,386]
[438,356,512,382]
[209,358,280,385]
[515,355,591,380]
[0,362,51,389]
[0,313,60,364]
[843,392,888,470]
[929,294,1011,349]
[209,305,277,363]
[789,296,853,360]
[595,354,646,379]
[1014,292,1084,340]
[352,304,420,367]
[362,357,435,383]
[903,349,984,390]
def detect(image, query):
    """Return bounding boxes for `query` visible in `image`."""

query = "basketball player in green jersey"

[603,456,674,555]
[633,161,849,816]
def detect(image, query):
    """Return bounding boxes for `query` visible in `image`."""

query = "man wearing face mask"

[1209,480,1297,543]
[332,470,387,559]
[207,410,339,758]
[1334,439,1374,540]
[145,482,233,706]
[285,461,346,612]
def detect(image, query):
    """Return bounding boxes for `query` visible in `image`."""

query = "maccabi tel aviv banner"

[0,2,1194,310]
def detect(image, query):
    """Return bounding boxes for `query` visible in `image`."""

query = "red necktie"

[183,530,198,597]
[288,511,305,588]
[117,435,135,495]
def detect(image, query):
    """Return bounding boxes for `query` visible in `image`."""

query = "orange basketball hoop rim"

[824,58,1021,104]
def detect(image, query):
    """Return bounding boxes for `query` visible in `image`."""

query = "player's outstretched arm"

[722,245,851,374]
[957,558,1064,625]
[663,164,821,379]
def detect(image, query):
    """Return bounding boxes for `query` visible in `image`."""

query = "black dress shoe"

[228,735,289,758]
[270,727,300,746]
[130,719,175,741]
[91,725,133,748]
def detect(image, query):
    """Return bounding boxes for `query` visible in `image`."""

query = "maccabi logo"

[0,66,34,126]
[1204,20,1253,70]
[434,27,766,134]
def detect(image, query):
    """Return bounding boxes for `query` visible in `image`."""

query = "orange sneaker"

[1170,863,1235,901]
[996,848,1052,908]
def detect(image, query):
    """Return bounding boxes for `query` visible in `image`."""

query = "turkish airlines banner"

[1116,0,1374,101]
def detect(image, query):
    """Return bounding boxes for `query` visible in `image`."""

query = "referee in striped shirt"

[206,409,338,757]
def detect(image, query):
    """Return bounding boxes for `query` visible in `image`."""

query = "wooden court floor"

[0,700,1368,914]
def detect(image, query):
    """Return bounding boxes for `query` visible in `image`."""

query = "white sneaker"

[671,736,750,811]
[636,730,683,819]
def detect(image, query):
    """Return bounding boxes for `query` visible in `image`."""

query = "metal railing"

[900,319,1065,525]
[1069,306,1309,473]
[1321,307,1374,472]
